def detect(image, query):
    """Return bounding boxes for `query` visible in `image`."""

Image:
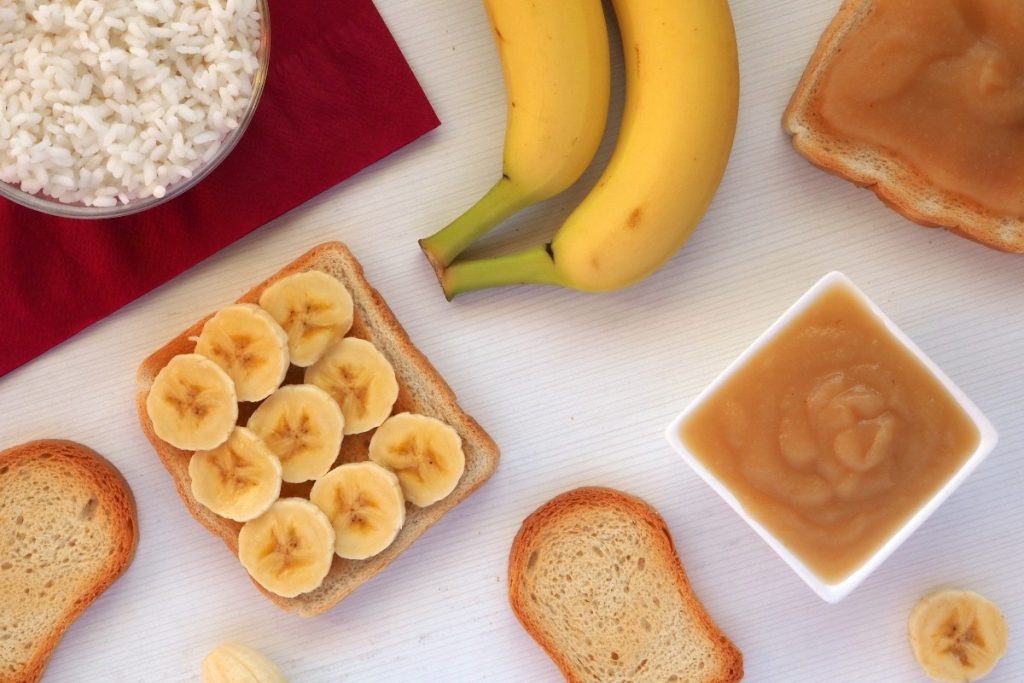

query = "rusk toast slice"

[136,242,500,616]
[508,487,742,683]
[783,0,1024,253]
[0,440,138,683]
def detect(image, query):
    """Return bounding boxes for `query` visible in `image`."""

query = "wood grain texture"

[0,0,1021,680]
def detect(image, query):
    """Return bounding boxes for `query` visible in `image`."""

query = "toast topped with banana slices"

[136,242,500,616]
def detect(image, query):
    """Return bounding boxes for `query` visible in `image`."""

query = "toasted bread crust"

[135,242,500,616]
[0,440,138,683]
[508,487,743,683]
[783,0,1024,253]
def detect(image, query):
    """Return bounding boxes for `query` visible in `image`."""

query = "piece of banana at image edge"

[202,643,287,683]
[432,0,740,299]
[418,0,611,270]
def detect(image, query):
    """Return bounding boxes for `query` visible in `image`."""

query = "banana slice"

[146,353,238,451]
[202,642,287,683]
[195,303,290,402]
[368,413,465,507]
[247,384,344,483]
[309,461,406,560]
[258,271,354,367]
[188,427,282,522]
[238,498,335,599]
[304,337,399,435]
[909,589,1008,682]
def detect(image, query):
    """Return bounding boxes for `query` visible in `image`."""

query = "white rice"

[0,0,262,207]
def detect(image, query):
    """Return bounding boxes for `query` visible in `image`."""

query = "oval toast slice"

[0,440,138,683]
[508,487,742,683]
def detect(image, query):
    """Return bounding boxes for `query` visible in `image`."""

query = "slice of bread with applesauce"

[0,440,138,683]
[783,0,1024,253]
[136,241,500,616]
[508,487,742,683]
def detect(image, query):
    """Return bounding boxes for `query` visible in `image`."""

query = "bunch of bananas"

[420,0,740,299]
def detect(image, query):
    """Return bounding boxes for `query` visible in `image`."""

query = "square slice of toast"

[136,241,500,616]
[783,0,1024,253]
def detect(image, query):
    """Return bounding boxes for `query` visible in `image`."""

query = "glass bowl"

[0,0,270,219]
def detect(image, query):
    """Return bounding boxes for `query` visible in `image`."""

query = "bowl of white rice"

[0,0,269,218]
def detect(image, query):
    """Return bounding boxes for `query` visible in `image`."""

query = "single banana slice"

[238,498,335,598]
[189,427,282,522]
[309,461,405,560]
[258,270,354,367]
[909,589,1008,683]
[304,337,399,435]
[247,384,344,483]
[202,642,287,683]
[368,413,465,507]
[146,353,238,451]
[195,303,290,402]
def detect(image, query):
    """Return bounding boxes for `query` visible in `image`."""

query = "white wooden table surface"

[2,1,1022,680]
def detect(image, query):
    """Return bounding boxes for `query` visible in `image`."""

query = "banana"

[909,590,1008,683]
[418,0,610,270]
[195,304,290,402]
[368,413,465,507]
[146,353,239,451]
[202,643,287,683]
[247,384,344,483]
[188,427,282,522]
[304,337,399,435]
[309,461,405,560]
[237,498,335,598]
[258,271,354,367]
[436,0,740,298]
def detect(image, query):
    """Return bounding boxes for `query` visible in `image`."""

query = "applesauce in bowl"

[666,272,997,602]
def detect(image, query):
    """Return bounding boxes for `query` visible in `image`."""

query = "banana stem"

[441,243,565,300]
[419,177,534,271]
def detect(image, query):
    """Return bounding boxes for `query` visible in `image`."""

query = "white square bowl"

[664,271,998,603]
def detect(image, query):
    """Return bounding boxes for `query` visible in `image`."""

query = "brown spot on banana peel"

[578,208,642,273]
[626,206,642,230]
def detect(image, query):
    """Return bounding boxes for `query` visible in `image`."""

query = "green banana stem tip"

[439,243,566,300]
[419,177,535,269]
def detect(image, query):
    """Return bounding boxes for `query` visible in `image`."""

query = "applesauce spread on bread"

[815,0,1024,216]
[680,282,979,583]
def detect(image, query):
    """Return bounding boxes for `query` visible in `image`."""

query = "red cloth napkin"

[0,0,439,379]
